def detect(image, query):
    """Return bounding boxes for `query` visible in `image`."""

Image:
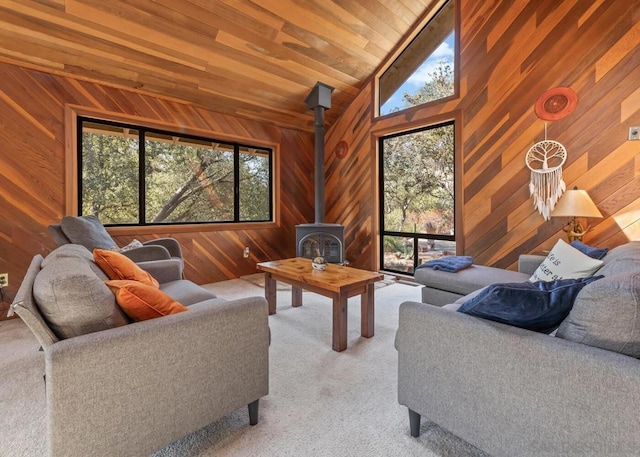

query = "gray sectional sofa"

[396,241,640,457]
[414,254,547,306]
[10,244,269,457]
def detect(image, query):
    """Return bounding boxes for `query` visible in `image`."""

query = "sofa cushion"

[530,239,603,282]
[457,276,602,333]
[42,244,109,280]
[556,272,640,358]
[41,243,95,265]
[596,243,640,278]
[160,280,218,306]
[106,280,188,321]
[415,265,530,296]
[34,257,129,339]
[600,241,640,266]
[60,215,118,250]
[93,249,160,288]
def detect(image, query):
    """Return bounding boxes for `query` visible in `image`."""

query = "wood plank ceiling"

[0,0,439,132]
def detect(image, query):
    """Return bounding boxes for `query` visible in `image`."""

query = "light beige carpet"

[1,278,487,457]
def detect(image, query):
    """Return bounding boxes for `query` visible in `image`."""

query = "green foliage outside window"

[380,60,456,274]
[382,122,454,236]
[81,128,139,224]
[79,119,272,225]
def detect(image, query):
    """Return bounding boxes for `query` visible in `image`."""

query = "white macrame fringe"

[529,168,566,220]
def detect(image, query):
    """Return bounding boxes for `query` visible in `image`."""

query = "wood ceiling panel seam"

[251,0,369,47]
[393,0,433,19]
[304,0,399,50]
[0,47,64,70]
[65,1,220,68]
[214,30,362,93]
[278,22,377,76]
[132,0,281,41]
[67,0,221,47]
[379,0,425,26]
[0,35,202,94]
[207,33,354,97]
[1,1,211,70]
[213,0,286,32]
[196,77,308,113]
[0,21,127,66]
[0,0,440,131]
[329,0,407,39]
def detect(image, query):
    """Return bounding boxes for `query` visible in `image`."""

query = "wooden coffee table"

[256,257,384,352]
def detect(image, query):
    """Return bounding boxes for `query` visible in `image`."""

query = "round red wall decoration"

[534,87,578,121]
[334,140,349,159]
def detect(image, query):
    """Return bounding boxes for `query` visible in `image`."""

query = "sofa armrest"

[45,296,269,457]
[517,254,545,275]
[122,244,171,262]
[142,237,183,259]
[137,258,183,283]
[395,302,640,457]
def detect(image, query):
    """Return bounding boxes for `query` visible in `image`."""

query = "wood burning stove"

[296,223,345,264]
[296,82,346,264]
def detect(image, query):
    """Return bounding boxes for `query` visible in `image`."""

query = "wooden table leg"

[361,282,375,338]
[292,286,303,307]
[332,292,348,352]
[264,273,277,315]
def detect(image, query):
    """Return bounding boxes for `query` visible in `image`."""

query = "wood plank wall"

[0,62,314,318]
[326,0,640,272]
[1,0,639,320]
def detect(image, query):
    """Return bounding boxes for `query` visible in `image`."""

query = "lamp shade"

[550,189,602,218]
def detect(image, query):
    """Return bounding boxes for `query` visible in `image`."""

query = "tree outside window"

[79,118,272,226]
[379,0,456,115]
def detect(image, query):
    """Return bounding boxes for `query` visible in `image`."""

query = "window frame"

[377,117,461,276]
[65,105,279,234]
[375,0,459,118]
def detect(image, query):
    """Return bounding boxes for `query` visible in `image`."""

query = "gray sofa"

[396,242,640,457]
[414,254,546,306]
[10,244,269,457]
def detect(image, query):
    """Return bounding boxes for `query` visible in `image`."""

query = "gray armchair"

[10,246,269,457]
[48,215,184,280]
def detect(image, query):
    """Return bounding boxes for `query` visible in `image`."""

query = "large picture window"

[78,117,272,226]
[379,122,456,275]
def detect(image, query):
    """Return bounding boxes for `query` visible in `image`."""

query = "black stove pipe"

[305,82,334,224]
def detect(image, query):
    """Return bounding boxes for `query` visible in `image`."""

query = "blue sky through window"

[380,32,455,115]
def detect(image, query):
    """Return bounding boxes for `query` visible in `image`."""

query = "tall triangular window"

[379,0,457,116]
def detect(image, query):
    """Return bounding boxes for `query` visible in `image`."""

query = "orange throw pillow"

[105,280,188,321]
[94,249,160,288]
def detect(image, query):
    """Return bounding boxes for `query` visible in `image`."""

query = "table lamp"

[550,187,602,242]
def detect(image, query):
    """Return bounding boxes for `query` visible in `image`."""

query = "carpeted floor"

[0,277,488,457]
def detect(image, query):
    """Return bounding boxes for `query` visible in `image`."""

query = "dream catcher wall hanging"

[526,87,578,220]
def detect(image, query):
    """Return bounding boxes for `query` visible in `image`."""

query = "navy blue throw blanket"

[457,275,603,333]
[417,255,474,273]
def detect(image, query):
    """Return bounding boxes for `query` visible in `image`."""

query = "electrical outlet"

[0,273,8,288]
[629,126,640,141]
[243,247,250,258]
